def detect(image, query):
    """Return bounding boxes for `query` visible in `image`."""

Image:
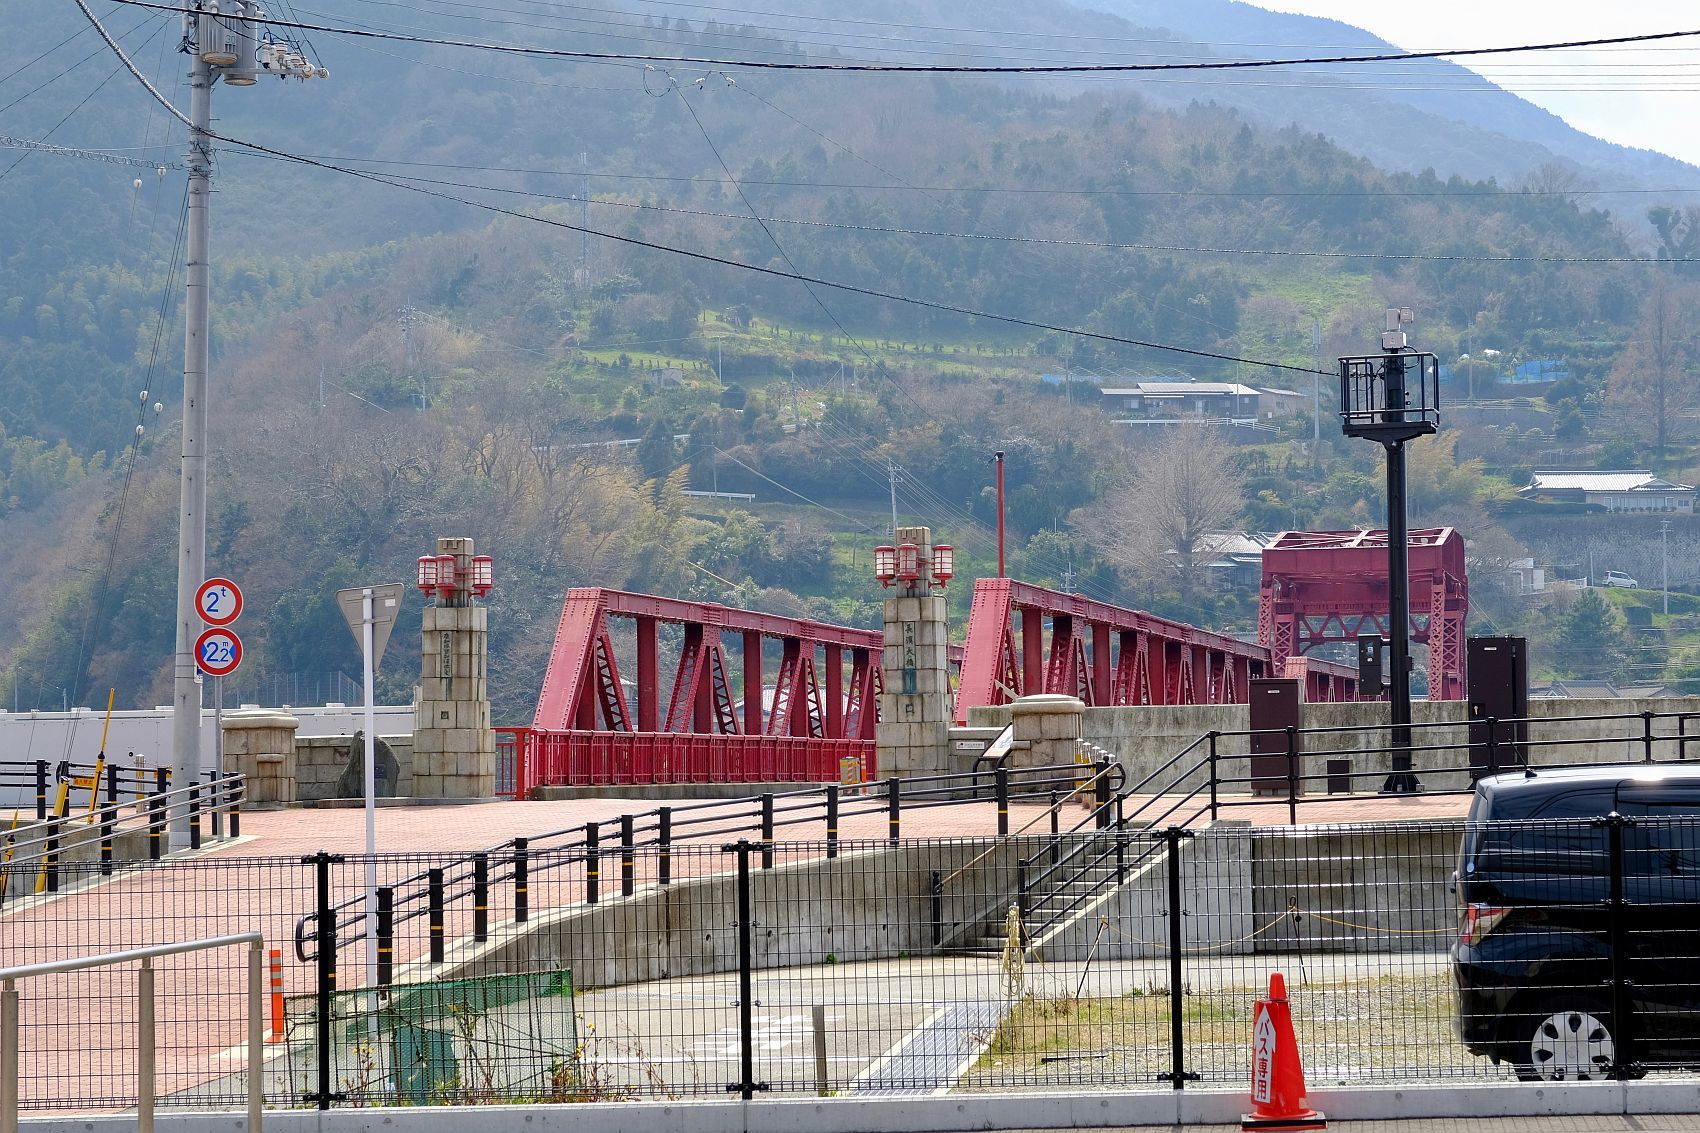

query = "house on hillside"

[1179,531,1277,592]
[1518,470,1696,514]
[1100,379,1304,424]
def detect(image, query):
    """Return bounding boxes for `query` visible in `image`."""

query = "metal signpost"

[336,584,406,989]
[193,577,245,795]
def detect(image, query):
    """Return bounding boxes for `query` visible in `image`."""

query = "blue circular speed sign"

[194,626,243,677]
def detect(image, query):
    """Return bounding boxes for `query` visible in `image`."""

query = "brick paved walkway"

[216,786,1473,859]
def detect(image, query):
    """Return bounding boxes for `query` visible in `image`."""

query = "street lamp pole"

[1339,308,1440,795]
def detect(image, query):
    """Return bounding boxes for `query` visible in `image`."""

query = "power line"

[325,163,1684,266]
[0,18,167,188]
[710,446,879,533]
[0,133,184,170]
[0,8,155,118]
[216,140,1335,375]
[81,1,1168,608]
[100,1,1700,76]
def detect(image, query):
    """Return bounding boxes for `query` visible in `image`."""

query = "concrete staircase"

[948,832,1125,956]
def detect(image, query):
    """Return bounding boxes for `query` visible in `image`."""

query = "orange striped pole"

[267,948,285,1043]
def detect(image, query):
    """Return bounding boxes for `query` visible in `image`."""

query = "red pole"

[994,450,1006,578]
[268,948,284,1043]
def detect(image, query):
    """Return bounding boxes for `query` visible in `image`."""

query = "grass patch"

[963,971,1475,1090]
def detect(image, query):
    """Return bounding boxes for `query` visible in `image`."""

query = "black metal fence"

[299,759,1116,982]
[11,812,1700,1113]
[1132,709,1700,828]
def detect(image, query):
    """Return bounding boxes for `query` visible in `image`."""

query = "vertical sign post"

[336,584,404,990]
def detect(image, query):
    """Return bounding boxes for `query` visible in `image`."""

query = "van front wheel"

[1513,999,1616,1082]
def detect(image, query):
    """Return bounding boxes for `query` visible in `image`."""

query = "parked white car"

[1601,570,1640,588]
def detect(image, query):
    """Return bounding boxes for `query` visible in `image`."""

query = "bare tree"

[1071,426,1246,598]
[1608,274,1699,458]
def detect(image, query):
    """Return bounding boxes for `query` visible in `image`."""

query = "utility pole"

[399,305,420,408]
[1311,316,1322,447]
[1663,518,1672,615]
[888,460,900,536]
[171,2,326,847]
[579,150,590,286]
[171,37,213,849]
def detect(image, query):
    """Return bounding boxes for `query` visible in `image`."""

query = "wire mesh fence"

[14,814,1700,1114]
[0,855,308,1112]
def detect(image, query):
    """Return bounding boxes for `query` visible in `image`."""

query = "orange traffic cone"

[1242,972,1326,1131]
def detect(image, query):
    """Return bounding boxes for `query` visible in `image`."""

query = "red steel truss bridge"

[1257,528,1468,701]
[951,578,1360,725]
[506,578,1365,790]
[512,588,899,793]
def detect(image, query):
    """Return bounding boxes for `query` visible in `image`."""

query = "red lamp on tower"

[435,553,459,599]
[416,555,439,596]
[470,554,494,598]
[931,544,954,588]
[873,545,897,587]
[895,543,920,584]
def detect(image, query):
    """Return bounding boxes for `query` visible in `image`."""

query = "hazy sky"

[1253,2,1700,167]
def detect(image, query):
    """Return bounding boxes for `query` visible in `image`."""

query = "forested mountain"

[3,1,1699,716]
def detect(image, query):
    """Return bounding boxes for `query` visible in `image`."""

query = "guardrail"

[0,932,264,1133]
[0,757,173,821]
[294,758,1116,978]
[0,774,244,903]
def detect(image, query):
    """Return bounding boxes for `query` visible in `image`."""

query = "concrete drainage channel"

[22,1083,1700,1133]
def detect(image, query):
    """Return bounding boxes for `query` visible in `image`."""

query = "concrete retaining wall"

[1034,821,1464,960]
[398,818,1463,990]
[969,696,1700,794]
[407,838,1047,990]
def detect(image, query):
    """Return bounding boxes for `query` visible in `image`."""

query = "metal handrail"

[1007,705,1700,943]
[0,932,264,1133]
[0,776,244,905]
[295,759,1095,964]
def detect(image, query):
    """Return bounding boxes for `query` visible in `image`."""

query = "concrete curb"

[24,1081,1700,1133]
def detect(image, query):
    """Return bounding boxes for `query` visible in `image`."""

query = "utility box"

[1467,636,1528,778]
[1249,678,1304,797]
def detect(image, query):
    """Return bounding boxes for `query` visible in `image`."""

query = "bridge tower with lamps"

[872,528,955,778]
[413,537,497,798]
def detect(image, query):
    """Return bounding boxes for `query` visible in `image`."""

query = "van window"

[1620,798,1700,882]
[1465,789,1614,879]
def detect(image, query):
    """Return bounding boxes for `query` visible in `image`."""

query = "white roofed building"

[1519,470,1695,514]
[1100,380,1304,424]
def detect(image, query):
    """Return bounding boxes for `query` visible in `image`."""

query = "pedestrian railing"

[294,758,1110,976]
[0,932,265,1133]
[0,774,244,904]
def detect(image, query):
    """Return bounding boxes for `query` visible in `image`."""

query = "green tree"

[1550,591,1627,680]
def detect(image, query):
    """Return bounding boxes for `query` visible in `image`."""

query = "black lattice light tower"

[1337,307,1441,793]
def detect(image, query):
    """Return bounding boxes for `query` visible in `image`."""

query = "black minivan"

[1452,764,1700,1081]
